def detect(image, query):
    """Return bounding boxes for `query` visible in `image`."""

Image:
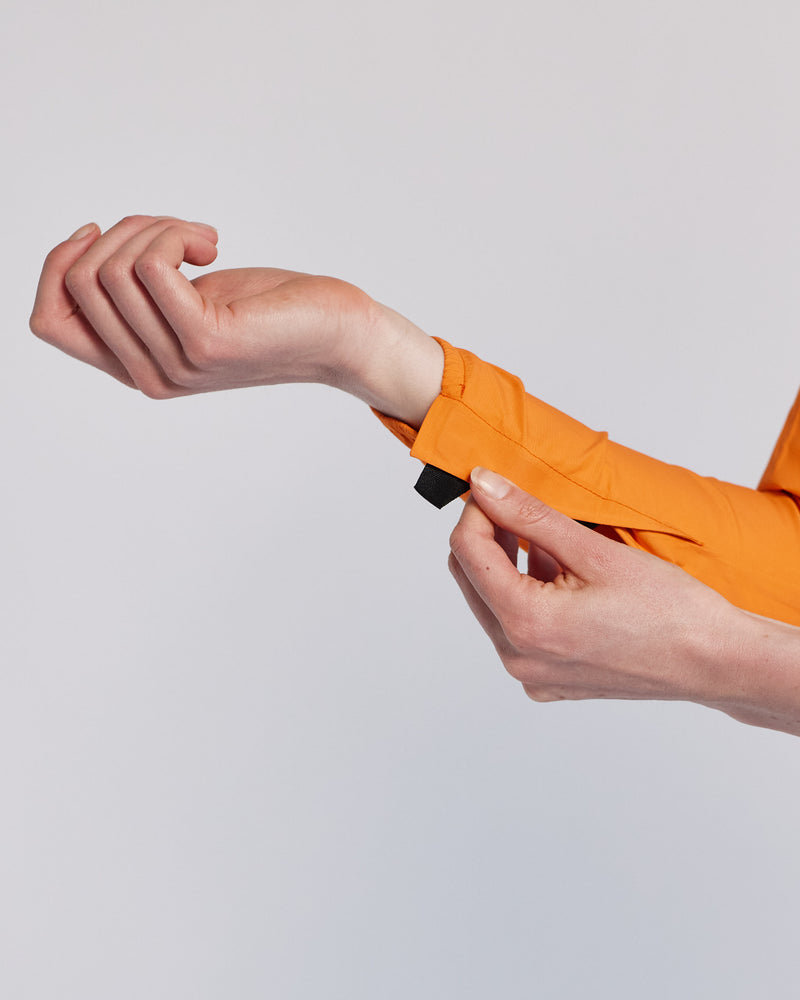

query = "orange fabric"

[375,338,800,626]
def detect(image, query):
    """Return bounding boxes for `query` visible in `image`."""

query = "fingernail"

[190,221,218,235]
[470,467,511,500]
[68,222,97,241]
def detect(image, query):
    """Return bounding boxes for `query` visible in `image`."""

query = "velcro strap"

[414,464,471,508]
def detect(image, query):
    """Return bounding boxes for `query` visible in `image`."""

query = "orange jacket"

[376,338,800,626]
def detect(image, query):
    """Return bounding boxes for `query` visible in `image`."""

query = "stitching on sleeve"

[450,395,696,539]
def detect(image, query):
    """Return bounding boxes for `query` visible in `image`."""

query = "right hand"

[448,468,740,708]
[29,215,382,401]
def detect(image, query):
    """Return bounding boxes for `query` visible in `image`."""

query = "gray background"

[4,1,800,997]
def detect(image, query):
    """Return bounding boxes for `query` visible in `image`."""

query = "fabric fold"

[374,339,800,625]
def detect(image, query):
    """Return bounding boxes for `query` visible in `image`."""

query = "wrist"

[694,605,800,736]
[335,298,444,430]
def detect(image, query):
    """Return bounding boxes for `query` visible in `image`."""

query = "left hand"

[29,215,444,426]
[448,468,737,706]
[29,215,379,399]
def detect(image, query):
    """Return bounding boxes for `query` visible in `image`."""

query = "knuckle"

[153,356,183,385]
[29,309,52,342]
[500,652,527,682]
[97,256,128,291]
[447,551,460,578]
[64,261,95,296]
[448,523,468,559]
[517,497,551,528]
[133,250,163,283]
[43,244,66,268]
[120,214,150,228]
[163,359,206,389]
[140,384,176,401]
[522,683,562,703]
[136,372,179,400]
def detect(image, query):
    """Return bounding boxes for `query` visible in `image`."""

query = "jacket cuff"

[370,338,472,506]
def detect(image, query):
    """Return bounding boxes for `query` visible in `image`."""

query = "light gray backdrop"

[4,1,800,997]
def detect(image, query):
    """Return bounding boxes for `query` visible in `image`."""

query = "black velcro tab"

[414,464,471,509]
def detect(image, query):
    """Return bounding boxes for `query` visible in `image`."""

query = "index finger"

[469,468,614,582]
[449,497,533,623]
[29,223,134,383]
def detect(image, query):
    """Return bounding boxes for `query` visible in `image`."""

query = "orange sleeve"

[374,339,800,626]
[759,387,800,495]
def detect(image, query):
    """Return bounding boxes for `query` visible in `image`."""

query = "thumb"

[469,467,610,580]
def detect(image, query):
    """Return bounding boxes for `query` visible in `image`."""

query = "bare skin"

[450,469,800,737]
[31,215,800,737]
[29,216,444,426]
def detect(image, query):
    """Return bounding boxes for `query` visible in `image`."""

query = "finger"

[469,467,616,582]
[31,223,101,318]
[447,552,511,654]
[132,226,219,345]
[31,221,102,337]
[98,222,217,382]
[449,496,532,623]
[527,543,562,583]
[495,523,519,568]
[64,217,216,396]
[64,214,215,286]
[30,222,135,384]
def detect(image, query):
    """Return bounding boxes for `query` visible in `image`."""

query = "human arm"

[448,468,800,737]
[30,216,800,627]
[29,215,444,428]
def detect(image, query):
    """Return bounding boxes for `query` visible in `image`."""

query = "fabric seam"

[441,394,693,538]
